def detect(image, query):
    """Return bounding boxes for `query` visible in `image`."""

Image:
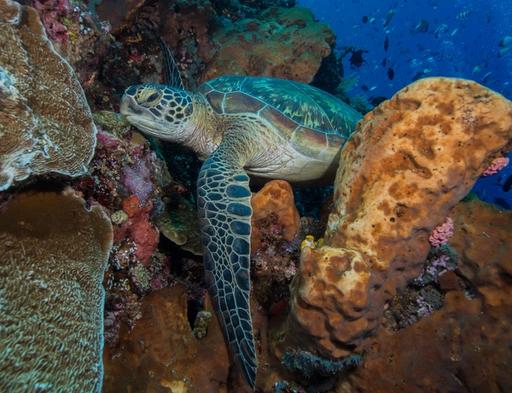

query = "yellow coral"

[300,235,324,250]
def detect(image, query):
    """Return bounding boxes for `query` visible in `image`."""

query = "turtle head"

[120,83,194,141]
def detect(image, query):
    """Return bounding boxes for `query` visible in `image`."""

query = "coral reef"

[428,216,454,247]
[471,151,512,209]
[103,284,230,393]
[4,0,511,391]
[0,0,96,191]
[251,180,300,251]
[343,199,512,393]
[251,180,301,309]
[156,194,203,255]
[33,0,72,43]
[482,155,509,176]
[117,195,159,264]
[88,1,333,91]
[286,77,512,358]
[282,350,361,379]
[0,189,113,392]
[204,7,335,83]
[72,112,180,346]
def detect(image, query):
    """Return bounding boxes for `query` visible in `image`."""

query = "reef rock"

[251,179,300,251]
[0,0,96,191]
[156,195,203,256]
[103,284,230,393]
[286,77,512,357]
[250,180,301,312]
[204,7,334,83]
[344,199,512,393]
[0,189,113,392]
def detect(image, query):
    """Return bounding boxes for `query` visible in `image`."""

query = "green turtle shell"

[198,76,362,158]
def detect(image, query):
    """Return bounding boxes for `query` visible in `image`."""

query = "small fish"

[387,67,395,80]
[349,49,367,68]
[450,28,459,36]
[482,71,493,84]
[472,65,482,73]
[369,85,377,91]
[456,9,472,20]
[433,23,449,38]
[499,47,511,57]
[499,35,512,56]
[362,15,369,23]
[383,8,396,27]
[384,36,389,51]
[414,19,429,33]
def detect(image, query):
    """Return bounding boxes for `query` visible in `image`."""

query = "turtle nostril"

[125,86,137,96]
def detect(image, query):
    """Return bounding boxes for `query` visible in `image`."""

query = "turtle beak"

[120,94,143,116]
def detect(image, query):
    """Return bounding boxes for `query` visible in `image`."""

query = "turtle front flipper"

[197,134,257,389]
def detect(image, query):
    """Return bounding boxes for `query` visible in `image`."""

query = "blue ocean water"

[300,0,512,209]
[299,0,512,99]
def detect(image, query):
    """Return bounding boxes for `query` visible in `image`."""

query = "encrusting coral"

[344,199,512,393]
[155,195,203,256]
[0,189,113,392]
[203,7,335,83]
[89,1,332,90]
[250,180,302,310]
[251,179,300,251]
[103,284,230,393]
[285,77,512,358]
[0,0,96,191]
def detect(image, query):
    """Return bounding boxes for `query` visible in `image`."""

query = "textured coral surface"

[4,1,512,391]
[251,179,300,251]
[92,1,331,88]
[0,190,113,392]
[0,0,96,190]
[287,77,512,357]
[103,284,230,393]
[204,7,334,83]
[344,200,512,393]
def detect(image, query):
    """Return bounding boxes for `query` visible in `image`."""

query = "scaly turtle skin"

[120,75,362,389]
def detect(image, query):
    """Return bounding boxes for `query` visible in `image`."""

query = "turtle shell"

[198,76,362,158]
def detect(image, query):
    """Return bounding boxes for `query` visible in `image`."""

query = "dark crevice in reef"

[311,50,344,95]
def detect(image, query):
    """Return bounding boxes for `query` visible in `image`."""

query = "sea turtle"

[120,52,362,389]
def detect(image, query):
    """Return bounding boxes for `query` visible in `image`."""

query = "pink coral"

[96,130,121,150]
[33,0,72,43]
[482,156,510,176]
[429,217,454,248]
[130,218,159,264]
[117,195,159,265]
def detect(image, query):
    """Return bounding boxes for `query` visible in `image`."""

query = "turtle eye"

[146,92,160,103]
[137,89,161,107]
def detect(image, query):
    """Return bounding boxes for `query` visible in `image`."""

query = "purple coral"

[122,157,154,205]
[416,295,435,318]
[429,217,454,248]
